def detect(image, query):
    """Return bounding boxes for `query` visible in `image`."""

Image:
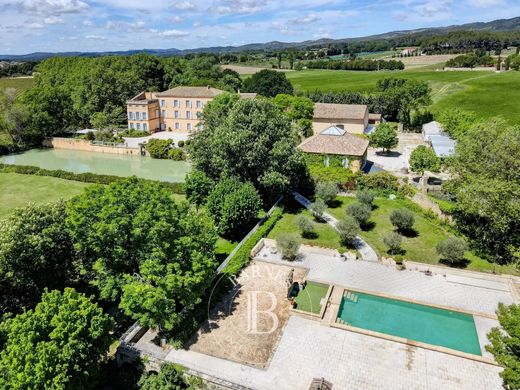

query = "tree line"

[0,61,38,77]
[304,58,404,71]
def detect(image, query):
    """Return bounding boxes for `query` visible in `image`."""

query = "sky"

[0,0,519,55]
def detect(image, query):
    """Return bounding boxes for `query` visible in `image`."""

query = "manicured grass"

[293,281,329,314]
[0,172,90,218]
[215,237,239,262]
[327,196,515,274]
[0,77,34,96]
[286,69,520,125]
[267,199,346,252]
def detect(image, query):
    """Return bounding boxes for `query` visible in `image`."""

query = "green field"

[287,69,520,125]
[0,77,34,95]
[0,172,90,218]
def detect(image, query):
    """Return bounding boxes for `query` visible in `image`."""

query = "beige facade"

[313,118,367,134]
[312,103,369,135]
[127,86,256,134]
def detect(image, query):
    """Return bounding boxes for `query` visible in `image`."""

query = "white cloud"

[289,14,320,24]
[466,0,505,7]
[6,0,89,15]
[171,15,183,23]
[173,1,195,10]
[44,15,64,24]
[210,0,267,15]
[86,34,107,40]
[83,20,94,26]
[27,22,44,28]
[414,0,453,19]
[160,29,189,37]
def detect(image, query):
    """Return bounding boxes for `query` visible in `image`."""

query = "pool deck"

[160,241,518,389]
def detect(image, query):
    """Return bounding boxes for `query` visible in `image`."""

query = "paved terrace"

[166,315,504,390]
[160,243,517,389]
[256,240,515,317]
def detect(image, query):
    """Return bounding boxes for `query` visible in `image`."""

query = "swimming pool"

[337,291,482,355]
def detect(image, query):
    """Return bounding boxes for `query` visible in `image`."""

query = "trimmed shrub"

[222,207,282,276]
[384,232,403,255]
[276,233,301,261]
[390,208,415,232]
[309,199,326,221]
[436,237,468,265]
[296,215,315,238]
[336,216,360,246]
[315,181,338,206]
[357,172,414,196]
[356,189,375,206]
[146,139,173,159]
[177,140,185,148]
[346,202,371,226]
[168,148,186,161]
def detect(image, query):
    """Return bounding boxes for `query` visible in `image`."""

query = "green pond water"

[0,149,191,183]
[337,291,482,355]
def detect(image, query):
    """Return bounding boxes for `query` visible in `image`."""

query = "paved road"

[292,191,379,262]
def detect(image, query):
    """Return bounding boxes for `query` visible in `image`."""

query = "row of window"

[128,112,147,120]
[160,99,203,109]
[160,110,201,119]
[129,123,148,131]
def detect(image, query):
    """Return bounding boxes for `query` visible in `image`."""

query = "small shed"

[422,121,457,157]
[422,121,443,142]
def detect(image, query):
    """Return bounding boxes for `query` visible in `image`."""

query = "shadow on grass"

[439,257,470,268]
[326,199,343,209]
[397,227,419,238]
[302,231,318,239]
[360,221,376,232]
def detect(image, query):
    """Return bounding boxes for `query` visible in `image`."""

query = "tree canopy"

[189,98,308,203]
[242,69,294,97]
[487,304,520,389]
[447,118,520,264]
[369,123,398,153]
[66,178,218,329]
[0,201,77,314]
[409,145,440,175]
[0,288,113,390]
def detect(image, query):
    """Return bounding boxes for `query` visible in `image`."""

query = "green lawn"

[286,69,520,125]
[0,172,90,218]
[0,77,34,96]
[267,199,346,252]
[327,196,514,274]
[293,281,329,314]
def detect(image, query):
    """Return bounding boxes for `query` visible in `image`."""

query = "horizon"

[1,1,520,56]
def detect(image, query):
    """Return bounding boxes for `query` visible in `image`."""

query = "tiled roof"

[369,113,382,120]
[154,86,224,98]
[298,131,369,157]
[313,103,368,121]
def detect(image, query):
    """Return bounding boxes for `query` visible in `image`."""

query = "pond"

[0,149,191,183]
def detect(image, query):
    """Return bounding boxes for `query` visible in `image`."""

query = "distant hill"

[1,16,519,61]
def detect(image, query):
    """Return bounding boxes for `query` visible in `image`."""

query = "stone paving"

[256,242,514,316]
[162,244,515,389]
[166,315,504,390]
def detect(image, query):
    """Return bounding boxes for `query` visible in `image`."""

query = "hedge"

[222,206,283,276]
[0,163,185,194]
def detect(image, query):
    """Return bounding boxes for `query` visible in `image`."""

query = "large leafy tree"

[369,122,398,153]
[206,177,262,237]
[189,98,309,203]
[487,304,520,389]
[273,94,314,137]
[0,288,113,390]
[447,118,520,264]
[0,88,27,145]
[242,69,294,97]
[0,201,77,314]
[66,178,218,329]
[409,145,440,175]
[436,108,479,140]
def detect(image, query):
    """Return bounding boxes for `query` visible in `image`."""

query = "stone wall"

[44,137,142,156]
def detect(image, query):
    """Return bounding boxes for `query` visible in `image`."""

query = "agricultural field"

[0,76,34,95]
[0,172,90,218]
[287,69,520,125]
